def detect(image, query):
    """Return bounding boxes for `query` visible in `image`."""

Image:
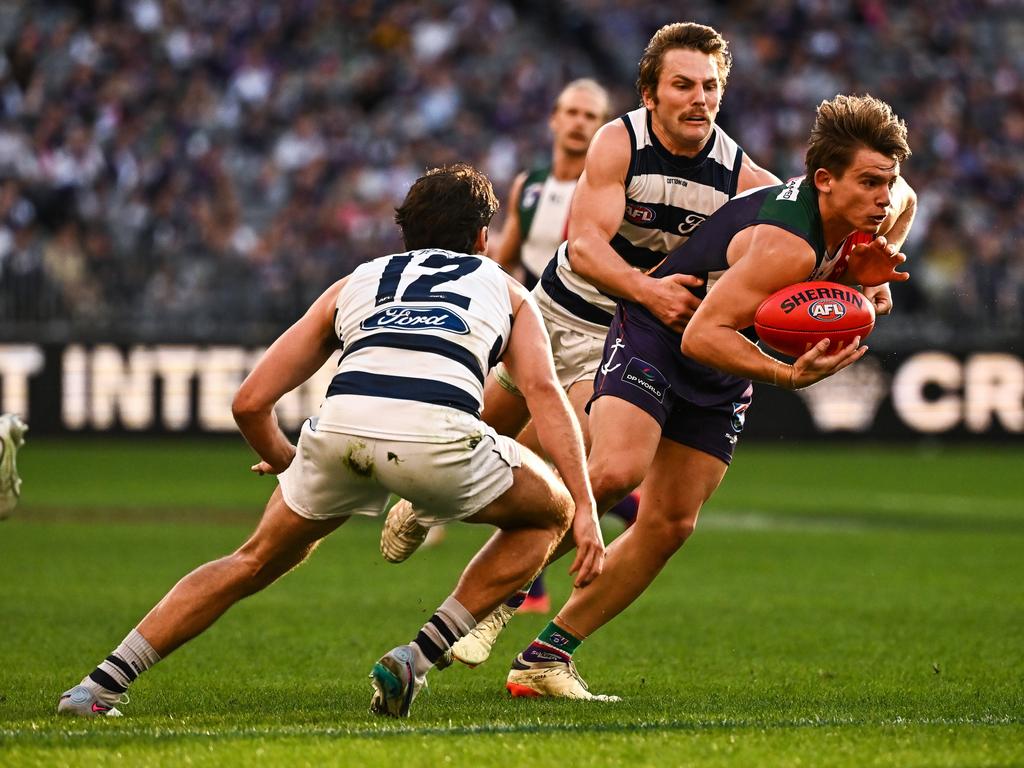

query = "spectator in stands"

[0,1,1017,341]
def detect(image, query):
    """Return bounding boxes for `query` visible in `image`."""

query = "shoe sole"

[506,682,543,698]
[380,530,426,563]
[370,657,414,717]
[450,650,483,669]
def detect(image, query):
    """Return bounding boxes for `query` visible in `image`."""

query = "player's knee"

[550,488,573,537]
[640,513,697,558]
[229,545,300,593]
[222,550,268,592]
[670,517,698,546]
[589,460,643,511]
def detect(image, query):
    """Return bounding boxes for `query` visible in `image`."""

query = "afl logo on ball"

[808,299,846,322]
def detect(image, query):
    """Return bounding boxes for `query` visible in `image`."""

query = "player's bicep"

[889,176,916,217]
[697,228,814,330]
[567,124,630,244]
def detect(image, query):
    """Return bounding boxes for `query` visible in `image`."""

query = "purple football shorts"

[589,307,753,465]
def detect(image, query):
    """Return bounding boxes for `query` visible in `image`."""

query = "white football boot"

[0,414,27,520]
[57,684,125,717]
[380,499,428,563]
[369,645,426,717]
[446,602,518,668]
[506,653,621,701]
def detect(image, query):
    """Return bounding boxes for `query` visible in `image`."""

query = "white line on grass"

[7,714,1021,741]
[734,489,1022,517]
[702,512,872,534]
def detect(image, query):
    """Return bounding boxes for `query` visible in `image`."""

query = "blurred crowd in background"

[0,0,1021,343]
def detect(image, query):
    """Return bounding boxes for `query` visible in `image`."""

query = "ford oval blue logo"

[361,306,470,334]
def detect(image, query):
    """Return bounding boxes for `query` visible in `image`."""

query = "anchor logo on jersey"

[600,338,626,375]
[731,401,750,432]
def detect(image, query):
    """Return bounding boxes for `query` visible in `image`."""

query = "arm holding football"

[681,225,866,389]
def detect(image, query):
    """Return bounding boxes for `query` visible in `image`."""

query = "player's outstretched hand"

[790,337,868,389]
[568,502,606,588]
[644,273,703,333]
[848,235,909,288]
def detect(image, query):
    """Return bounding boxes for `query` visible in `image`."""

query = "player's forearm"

[884,199,916,251]
[525,382,595,506]
[232,403,296,470]
[682,324,794,389]
[569,233,649,303]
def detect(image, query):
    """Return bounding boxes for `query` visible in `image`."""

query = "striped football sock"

[410,596,475,677]
[503,581,533,610]
[521,619,583,664]
[84,629,161,704]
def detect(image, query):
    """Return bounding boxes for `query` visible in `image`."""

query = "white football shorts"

[278,417,522,526]
[494,283,607,395]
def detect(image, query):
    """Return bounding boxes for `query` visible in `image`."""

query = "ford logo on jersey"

[361,306,470,334]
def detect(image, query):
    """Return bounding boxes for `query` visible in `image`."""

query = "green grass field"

[2,438,1022,766]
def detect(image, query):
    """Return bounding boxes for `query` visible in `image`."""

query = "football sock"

[503,581,533,610]
[522,619,583,663]
[411,596,475,677]
[527,574,547,598]
[609,491,639,527]
[84,629,161,704]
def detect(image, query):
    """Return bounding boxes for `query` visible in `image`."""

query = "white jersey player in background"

[490,78,610,289]
[57,164,604,719]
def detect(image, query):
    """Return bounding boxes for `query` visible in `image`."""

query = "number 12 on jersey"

[374,252,481,310]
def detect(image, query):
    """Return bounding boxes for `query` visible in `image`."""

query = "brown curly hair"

[805,94,911,177]
[395,163,499,253]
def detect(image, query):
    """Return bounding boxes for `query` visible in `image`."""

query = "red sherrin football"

[754,281,875,358]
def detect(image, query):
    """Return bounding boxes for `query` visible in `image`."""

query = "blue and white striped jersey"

[540,106,746,329]
[316,249,512,442]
